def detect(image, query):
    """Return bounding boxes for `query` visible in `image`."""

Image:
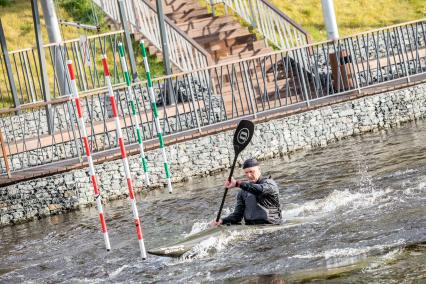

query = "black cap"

[243,158,259,169]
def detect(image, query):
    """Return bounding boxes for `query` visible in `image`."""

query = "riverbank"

[1,82,426,226]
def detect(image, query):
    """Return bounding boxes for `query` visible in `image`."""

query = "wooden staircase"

[137,0,307,118]
[146,0,274,64]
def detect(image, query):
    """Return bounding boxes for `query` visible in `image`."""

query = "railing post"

[40,0,70,98]
[210,0,216,17]
[248,0,257,28]
[155,0,174,104]
[131,0,143,31]
[0,129,11,178]
[242,60,257,118]
[395,26,411,83]
[118,0,139,82]
[295,49,310,107]
[156,0,172,77]
[0,19,20,113]
[31,0,53,134]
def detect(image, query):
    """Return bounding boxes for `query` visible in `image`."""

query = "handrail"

[92,0,213,71]
[259,0,309,40]
[8,30,125,54]
[211,0,310,49]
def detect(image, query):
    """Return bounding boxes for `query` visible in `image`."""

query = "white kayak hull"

[148,223,299,257]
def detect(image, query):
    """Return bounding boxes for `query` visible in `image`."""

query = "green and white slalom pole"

[139,40,173,194]
[118,42,150,185]
[101,54,147,259]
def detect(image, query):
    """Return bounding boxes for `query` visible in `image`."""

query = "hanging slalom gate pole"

[118,42,150,185]
[101,54,147,259]
[66,60,111,252]
[139,40,173,194]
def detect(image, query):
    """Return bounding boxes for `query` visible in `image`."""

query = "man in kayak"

[212,158,282,226]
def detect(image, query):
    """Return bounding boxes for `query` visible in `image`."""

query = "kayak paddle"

[216,120,255,222]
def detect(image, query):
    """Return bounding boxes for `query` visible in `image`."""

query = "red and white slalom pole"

[101,54,147,259]
[66,60,111,251]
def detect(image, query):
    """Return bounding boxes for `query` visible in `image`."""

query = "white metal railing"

[93,0,212,71]
[211,0,310,49]
[2,19,426,174]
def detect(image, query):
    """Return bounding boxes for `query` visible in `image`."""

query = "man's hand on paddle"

[224,177,238,189]
[211,178,239,227]
[211,219,223,227]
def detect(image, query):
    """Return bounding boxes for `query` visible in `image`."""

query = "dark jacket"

[222,176,282,225]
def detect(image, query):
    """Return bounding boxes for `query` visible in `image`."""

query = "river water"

[1,120,426,283]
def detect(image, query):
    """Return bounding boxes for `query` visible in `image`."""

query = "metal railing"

[93,0,213,71]
[0,31,129,107]
[209,0,310,49]
[1,19,426,175]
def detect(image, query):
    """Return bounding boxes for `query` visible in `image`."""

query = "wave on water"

[178,231,243,261]
[184,208,233,238]
[282,187,392,220]
[291,239,406,269]
[404,176,426,197]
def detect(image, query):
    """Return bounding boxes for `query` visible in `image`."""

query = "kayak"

[148,222,300,257]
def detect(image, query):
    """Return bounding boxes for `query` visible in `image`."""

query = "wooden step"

[229,40,267,55]
[218,47,272,63]
[187,22,242,38]
[177,16,235,32]
[166,8,212,22]
[160,1,201,14]
[200,30,255,50]
[206,35,259,54]
[211,41,264,61]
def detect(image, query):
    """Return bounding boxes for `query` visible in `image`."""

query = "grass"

[198,0,425,45]
[272,0,426,41]
[0,0,83,50]
[0,0,165,108]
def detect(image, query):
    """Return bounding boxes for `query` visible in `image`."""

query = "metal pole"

[210,0,216,17]
[248,0,257,28]
[321,0,339,40]
[155,0,174,104]
[31,0,53,134]
[0,19,20,113]
[130,0,143,31]
[117,0,138,82]
[40,0,70,97]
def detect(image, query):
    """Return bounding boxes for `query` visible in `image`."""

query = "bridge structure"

[0,0,426,186]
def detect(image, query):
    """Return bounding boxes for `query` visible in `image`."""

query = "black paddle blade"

[233,120,255,155]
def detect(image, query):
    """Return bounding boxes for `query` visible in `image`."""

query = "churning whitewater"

[1,120,426,283]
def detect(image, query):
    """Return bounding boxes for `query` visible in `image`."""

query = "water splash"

[282,187,391,220]
[177,229,251,261]
[184,208,233,238]
[291,239,405,261]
